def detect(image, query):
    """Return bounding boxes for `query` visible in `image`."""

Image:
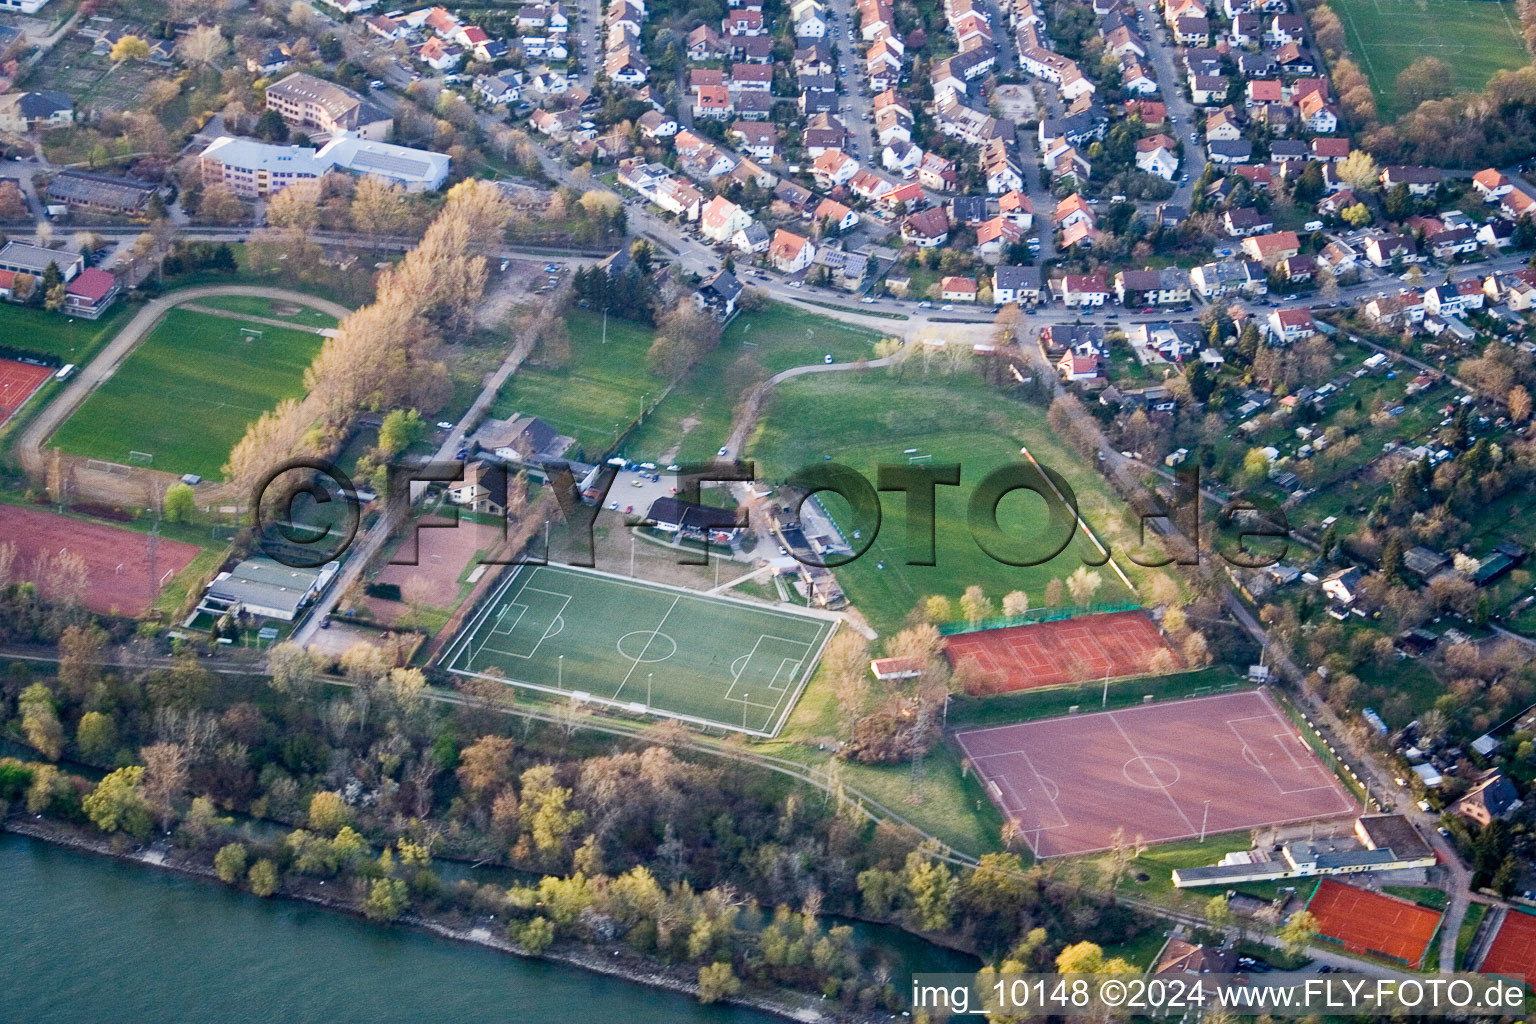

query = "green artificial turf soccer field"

[443,564,836,736]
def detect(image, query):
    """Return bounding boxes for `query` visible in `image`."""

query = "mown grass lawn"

[491,308,665,459]
[0,300,134,364]
[50,308,325,480]
[747,368,1179,633]
[1331,0,1529,116]
[622,302,886,464]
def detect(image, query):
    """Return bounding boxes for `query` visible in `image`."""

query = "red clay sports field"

[0,503,199,616]
[943,610,1175,692]
[955,689,1358,858]
[1306,879,1443,968]
[1479,908,1536,979]
[0,358,52,428]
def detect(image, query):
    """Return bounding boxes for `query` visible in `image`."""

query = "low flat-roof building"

[0,240,82,281]
[1172,815,1435,888]
[44,171,158,215]
[199,556,339,621]
[199,134,450,197]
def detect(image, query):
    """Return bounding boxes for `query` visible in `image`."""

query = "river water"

[0,833,974,1023]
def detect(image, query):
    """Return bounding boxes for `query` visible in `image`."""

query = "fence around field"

[1269,687,1374,806]
[937,600,1142,636]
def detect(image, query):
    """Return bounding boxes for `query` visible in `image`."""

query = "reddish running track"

[0,503,200,616]
[955,689,1359,858]
[1306,879,1442,967]
[944,610,1175,693]
[1480,908,1536,979]
[0,358,52,427]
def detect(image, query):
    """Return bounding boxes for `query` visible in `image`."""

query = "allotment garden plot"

[443,564,835,736]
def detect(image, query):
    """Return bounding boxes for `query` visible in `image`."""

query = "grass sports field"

[443,564,836,735]
[1332,0,1529,115]
[493,303,883,464]
[0,301,133,364]
[623,302,884,464]
[748,370,1177,634]
[491,309,662,457]
[50,307,326,481]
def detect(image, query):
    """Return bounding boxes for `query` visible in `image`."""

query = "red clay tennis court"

[955,689,1358,858]
[943,610,1175,693]
[1479,908,1536,979]
[1306,879,1442,967]
[0,358,52,427]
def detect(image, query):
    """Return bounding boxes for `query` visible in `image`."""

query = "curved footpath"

[14,285,352,486]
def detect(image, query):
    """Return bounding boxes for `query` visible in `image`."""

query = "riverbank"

[1,815,885,1024]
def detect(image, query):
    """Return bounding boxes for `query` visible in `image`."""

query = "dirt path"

[177,303,337,335]
[15,286,352,507]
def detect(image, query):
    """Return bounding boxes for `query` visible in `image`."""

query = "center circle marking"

[617,630,677,663]
[1123,755,1180,789]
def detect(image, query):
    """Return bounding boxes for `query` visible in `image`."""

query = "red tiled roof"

[65,268,116,302]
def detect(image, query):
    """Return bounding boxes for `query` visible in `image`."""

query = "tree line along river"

[1,832,977,1023]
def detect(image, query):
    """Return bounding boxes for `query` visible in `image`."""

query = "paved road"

[1132,0,1203,206]
[289,277,546,649]
[14,286,352,485]
[824,0,873,158]
[1220,595,1472,971]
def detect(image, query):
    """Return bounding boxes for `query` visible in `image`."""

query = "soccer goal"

[239,328,264,343]
[129,450,154,466]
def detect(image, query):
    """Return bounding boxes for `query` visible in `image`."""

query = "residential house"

[1428,227,1478,261]
[1058,348,1104,380]
[1135,134,1178,180]
[993,265,1044,305]
[998,189,1034,228]
[814,197,859,233]
[975,216,1023,258]
[1268,307,1316,342]
[940,276,978,302]
[901,207,951,246]
[1242,230,1301,265]
[1224,208,1274,237]
[1208,139,1254,165]
[1280,254,1316,282]
[769,229,816,272]
[700,196,753,243]
[1473,168,1514,201]
[694,269,744,320]
[1365,234,1417,268]
[1380,165,1442,197]
[1057,272,1110,307]
[1189,259,1267,298]
[1115,268,1191,306]
[638,109,678,139]
[812,149,860,188]
[688,25,725,60]
[918,153,959,191]
[1452,769,1522,826]
[1204,107,1243,142]
[1190,75,1227,105]
[730,120,778,160]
